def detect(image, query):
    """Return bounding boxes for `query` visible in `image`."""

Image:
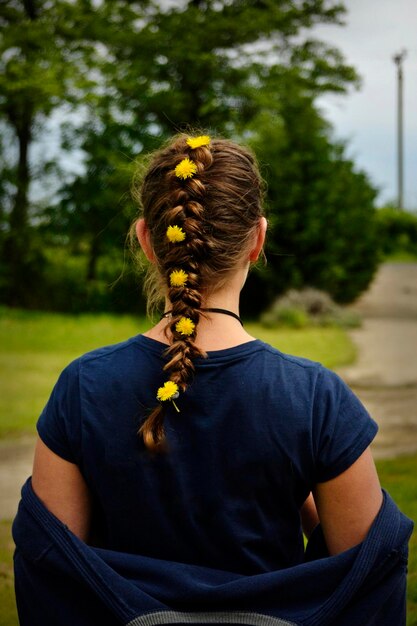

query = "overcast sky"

[313,0,417,209]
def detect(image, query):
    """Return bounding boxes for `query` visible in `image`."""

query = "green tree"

[99,0,356,137]
[243,78,379,313]
[54,0,365,312]
[2,0,380,313]
[47,114,136,282]
[0,0,106,305]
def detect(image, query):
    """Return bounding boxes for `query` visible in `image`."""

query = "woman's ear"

[135,218,156,263]
[249,217,267,262]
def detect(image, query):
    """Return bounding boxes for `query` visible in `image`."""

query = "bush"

[376,206,417,257]
[267,306,309,328]
[19,247,147,314]
[0,235,47,308]
[242,98,381,315]
[261,288,361,328]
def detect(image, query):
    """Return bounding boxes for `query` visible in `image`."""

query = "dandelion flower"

[166,225,186,243]
[176,317,195,336]
[175,158,197,180]
[157,380,179,402]
[186,135,211,149]
[170,269,188,287]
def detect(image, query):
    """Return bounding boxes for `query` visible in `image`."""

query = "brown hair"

[131,133,264,452]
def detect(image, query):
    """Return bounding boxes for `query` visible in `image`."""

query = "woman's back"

[36,332,377,574]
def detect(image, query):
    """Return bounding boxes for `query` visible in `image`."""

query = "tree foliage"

[0,0,381,313]
[0,0,101,304]
[241,77,379,313]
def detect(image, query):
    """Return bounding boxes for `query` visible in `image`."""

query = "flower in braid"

[132,133,265,452]
[141,136,213,451]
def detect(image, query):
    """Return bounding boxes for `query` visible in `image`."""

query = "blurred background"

[1,0,416,315]
[0,0,416,623]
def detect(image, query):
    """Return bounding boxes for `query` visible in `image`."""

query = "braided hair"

[132,133,264,452]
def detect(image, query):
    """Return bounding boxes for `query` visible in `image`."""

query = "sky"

[313,0,417,209]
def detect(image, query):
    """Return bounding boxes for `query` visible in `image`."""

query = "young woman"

[17,134,401,625]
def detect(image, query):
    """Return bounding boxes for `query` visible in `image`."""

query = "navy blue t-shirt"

[37,335,378,575]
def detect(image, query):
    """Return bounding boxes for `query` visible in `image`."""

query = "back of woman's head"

[132,133,264,452]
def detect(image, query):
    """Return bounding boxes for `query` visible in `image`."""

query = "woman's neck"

[143,275,256,351]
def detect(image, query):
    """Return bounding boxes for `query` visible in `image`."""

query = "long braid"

[134,133,264,452]
[139,138,213,451]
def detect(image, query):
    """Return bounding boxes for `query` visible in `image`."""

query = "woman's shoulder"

[77,334,143,364]
[259,340,321,369]
[251,342,361,410]
[54,335,157,388]
[253,340,327,383]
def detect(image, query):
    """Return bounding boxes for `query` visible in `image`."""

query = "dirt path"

[1,263,416,520]
[0,436,35,520]
[337,263,417,460]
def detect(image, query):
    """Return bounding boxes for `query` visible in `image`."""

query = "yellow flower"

[186,135,211,149]
[175,317,195,336]
[157,380,179,402]
[166,225,186,243]
[175,157,197,179]
[169,269,188,287]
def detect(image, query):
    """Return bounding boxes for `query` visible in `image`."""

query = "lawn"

[0,307,356,439]
[0,520,16,626]
[385,251,417,263]
[376,455,417,624]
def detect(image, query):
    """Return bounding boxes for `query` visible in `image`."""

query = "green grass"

[0,308,356,439]
[376,455,417,624]
[0,455,415,626]
[0,520,17,625]
[385,250,417,263]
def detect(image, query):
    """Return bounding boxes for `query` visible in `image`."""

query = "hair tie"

[166,225,186,243]
[175,158,197,180]
[169,269,188,287]
[156,381,180,412]
[186,135,211,149]
[175,317,195,336]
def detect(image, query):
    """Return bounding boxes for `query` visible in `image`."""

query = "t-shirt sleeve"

[36,358,82,465]
[312,366,378,483]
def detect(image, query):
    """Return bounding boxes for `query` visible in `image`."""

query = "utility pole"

[393,50,406,210]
